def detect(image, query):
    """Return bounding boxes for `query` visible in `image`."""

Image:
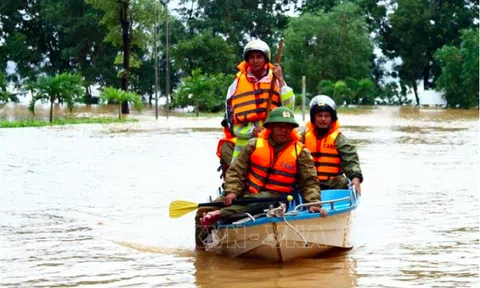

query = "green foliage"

[99,87,143,118]
[374,82,412,105]
[318,78,376,105]
[173,69,232,114]
[86,0,158,98]
[1,0,477,110]
[284,3,372,95]
[86,0,156,49]
[28,73,84,122]
[318,80,335,98]
[434,29,479,108]
[355,78,376,104]
[0,0,120,107]
[0,117,137,128]
[301,0,339,13]
[381,0,478,103]
[294,93,312,108]
[172,31,237,76]
[0,72,19,104]
[177,0,298,56]
[332,81,349,104]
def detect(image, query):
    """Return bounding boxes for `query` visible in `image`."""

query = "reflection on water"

[193,249,358,288]
[0,105,478,287]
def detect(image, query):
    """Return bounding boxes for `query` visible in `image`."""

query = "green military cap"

[264,107,299,128]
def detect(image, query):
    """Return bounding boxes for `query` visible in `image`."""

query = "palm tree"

[28,73,84,122]
[100,87,143,119]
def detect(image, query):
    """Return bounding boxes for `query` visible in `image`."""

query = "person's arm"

[336,134,363,182]
[224,138,256,196]
[221,142,235,166]
[225,80,237,130]
[272,64,295,110]
[232,122,256,140]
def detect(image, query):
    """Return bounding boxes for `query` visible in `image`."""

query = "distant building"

[407,82,447,106]
[419,89,447,106]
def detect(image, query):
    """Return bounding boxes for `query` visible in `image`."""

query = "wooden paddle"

[265,39,285,118]
[169,196,290,218]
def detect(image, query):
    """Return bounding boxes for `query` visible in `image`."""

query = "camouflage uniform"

[220,141,234,171]
[221,137,320,218]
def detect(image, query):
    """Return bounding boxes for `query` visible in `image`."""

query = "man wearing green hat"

[200,107,327,226]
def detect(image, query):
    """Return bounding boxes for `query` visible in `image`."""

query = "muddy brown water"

[1,104,478,287]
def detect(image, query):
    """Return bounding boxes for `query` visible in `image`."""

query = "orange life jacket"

[247,130,303,194]
[216,127,236,159]
[304,121,342,181]
[231,61,281,124]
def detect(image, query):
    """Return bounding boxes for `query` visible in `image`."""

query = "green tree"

[0,0,47,84]
[284,3,372,95]
[301,0,341,13]
[0,0,118,102]
[28,73,84,123]
[381,0,478,105]
[174,68,231,115]
[332,80,349,104]
[318,77,376,104]
[375,82,412,105]
[99,87,143,119]
[344,77,376,104]
[301,0,392,91]
[355,78,376,104]
[172,31,237,76]
[318,80,335,98]
[86,0,157,113]
[0,72,19,104]
[176,0,299,57]
[434,29,479,108]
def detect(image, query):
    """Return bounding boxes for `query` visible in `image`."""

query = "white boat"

[202,188,360,262]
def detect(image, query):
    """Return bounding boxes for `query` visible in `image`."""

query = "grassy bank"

[0,117,138,128]
[167,111,224,118]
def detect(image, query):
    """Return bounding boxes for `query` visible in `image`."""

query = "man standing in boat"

[225,39,295,163]
[201,107,327,226]
[301,95,363,193]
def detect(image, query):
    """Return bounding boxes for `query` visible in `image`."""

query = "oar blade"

[169,200,199,218]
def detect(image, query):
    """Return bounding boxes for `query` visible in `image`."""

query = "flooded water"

[1,104,478,287]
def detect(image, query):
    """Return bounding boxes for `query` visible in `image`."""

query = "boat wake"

[113,240,197,257]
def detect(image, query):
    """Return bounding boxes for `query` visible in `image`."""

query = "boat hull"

[206,210,355,262]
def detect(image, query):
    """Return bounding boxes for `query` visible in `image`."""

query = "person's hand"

[253,126,264,137]
[308,205,327,218]
[223,193,237,206]
[350,177,362,195]
[272,64,285,88]
[272,63,283,79]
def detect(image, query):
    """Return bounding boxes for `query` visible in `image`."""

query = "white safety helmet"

[309,95,338,122]
[243,39,271,63]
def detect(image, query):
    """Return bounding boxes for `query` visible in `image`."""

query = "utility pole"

[165,5,170,119]
[302,76,306,121]
[154,0,159,120]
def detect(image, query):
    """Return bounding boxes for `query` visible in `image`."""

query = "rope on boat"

[266,203,308,247]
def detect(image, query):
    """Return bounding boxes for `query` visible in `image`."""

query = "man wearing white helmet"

[225,39,295,163]
[301,95,363,193]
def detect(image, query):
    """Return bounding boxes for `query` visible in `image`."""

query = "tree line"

[0,0,478,112]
